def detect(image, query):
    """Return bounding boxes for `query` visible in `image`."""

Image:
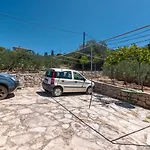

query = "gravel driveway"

[0,87,150,150]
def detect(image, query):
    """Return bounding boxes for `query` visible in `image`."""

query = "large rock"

[0,136,7,146]
[43,138,66,150]
[11,134,32,145]
[23,116,51,127]
[17,108,32,114]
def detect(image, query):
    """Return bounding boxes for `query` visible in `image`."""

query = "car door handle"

[61,80,64,82]
[75,81,77,83]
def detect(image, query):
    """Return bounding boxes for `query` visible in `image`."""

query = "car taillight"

[51,70,55,84]
[51,79,54,84]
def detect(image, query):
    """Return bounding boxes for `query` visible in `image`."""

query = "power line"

[57,55,80,61]
[57,52,103,61]
[0,12,102,57]
[110,38,150,49]
[135,38,150,44]
[56,43,106,61]
[57,34,150,60]
[107,28,150,43]
[55,45,105,62]
[103,24,150,42]
[59,44,92,56]
[54,35,108,61]
[0,12,83,35]
[55,56,80,64]
[85,34,98,41]
[0,12,101,56]
[108,33,150,46]
[63,24,150,56]
[61,41,107,57]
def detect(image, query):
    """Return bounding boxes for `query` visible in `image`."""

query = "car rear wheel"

[86,86,92,95]
[0,86,8,100]
[52,87,63,97]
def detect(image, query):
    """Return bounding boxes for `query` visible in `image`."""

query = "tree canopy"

[104,44,150,90]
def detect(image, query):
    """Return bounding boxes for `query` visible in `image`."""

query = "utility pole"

[83,32,86,49]
[82,32,86,74]
[50,49,52,68]
[89,46,93,109]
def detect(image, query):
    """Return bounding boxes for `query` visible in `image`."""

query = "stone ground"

[0,87,150,150]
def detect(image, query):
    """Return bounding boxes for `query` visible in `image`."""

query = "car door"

[73,71,86,92]
[57,71,74,92]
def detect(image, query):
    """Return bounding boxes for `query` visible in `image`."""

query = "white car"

[42,68,95,97]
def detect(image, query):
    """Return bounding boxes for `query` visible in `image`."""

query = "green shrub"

[103,59,150,86]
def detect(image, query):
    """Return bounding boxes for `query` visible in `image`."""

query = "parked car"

[42,68,95,97]
[0,73,19,100]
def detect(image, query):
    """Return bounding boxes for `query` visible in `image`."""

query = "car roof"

[48,68,78,72]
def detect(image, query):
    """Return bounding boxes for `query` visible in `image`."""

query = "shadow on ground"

[5,93,15,99]
[36,91,135,109]
[93,94,135,109]
[36,91,51,97]
[36,91,86,97]
[115,101,135,109]
[63,92,86,96]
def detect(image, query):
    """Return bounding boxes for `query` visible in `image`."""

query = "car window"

[45,70,58,78]
[73,72,85,80]
[56,71,72,79]
[45,70,52,77]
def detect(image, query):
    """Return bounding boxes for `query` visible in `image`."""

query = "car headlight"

[10,76,16,81]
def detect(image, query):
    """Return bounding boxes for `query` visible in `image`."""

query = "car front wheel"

[86,86,92,95]
[0,86,8,100]
[52,87,63,97]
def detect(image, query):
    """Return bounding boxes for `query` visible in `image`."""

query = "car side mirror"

[83,78,86,82]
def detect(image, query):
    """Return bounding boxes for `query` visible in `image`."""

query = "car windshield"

[73,72,85,80]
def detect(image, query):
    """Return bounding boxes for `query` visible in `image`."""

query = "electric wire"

[108,33,150,46]
[103,24,150,42]
[106,28,150,43]
[111,38,150,49]
[0,12,82,35]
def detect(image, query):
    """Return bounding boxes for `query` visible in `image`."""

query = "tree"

[104,48,126,84]
[93,53,100,71]
[44,52,48,56]
[104,44,150,90]
[51,50,54,56]
[147,43,150,50]
[56,53,62,56]
[79,56,89,74]
[122,44,150,90]
[0,47,5,52]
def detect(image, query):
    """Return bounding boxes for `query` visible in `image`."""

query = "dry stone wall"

[15,73,44,88]
[94,81,150,109]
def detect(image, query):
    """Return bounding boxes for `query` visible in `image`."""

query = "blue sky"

[0,0,150,55]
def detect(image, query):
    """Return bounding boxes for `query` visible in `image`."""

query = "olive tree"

[79,55,89,74]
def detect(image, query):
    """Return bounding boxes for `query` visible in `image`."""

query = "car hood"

[86,79,95,86]
[0,73,15,78]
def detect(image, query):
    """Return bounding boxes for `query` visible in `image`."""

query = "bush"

[0,49,63,72]
[103,59,150,86]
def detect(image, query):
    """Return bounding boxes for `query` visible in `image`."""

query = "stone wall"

[94,81,150,109]
[15,73,44,88]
